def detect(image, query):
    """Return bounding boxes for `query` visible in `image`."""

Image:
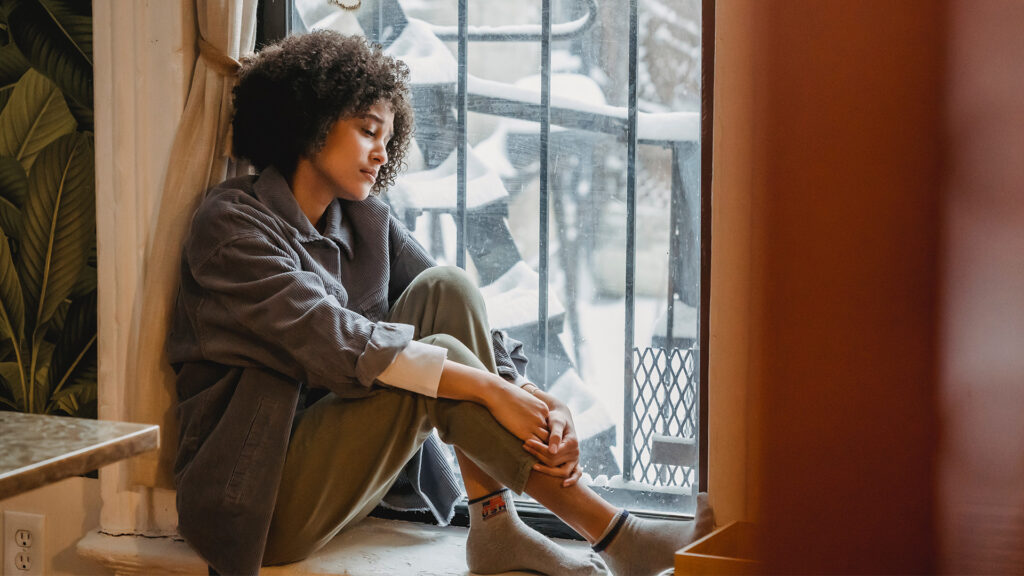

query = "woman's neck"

[288,158,334,228]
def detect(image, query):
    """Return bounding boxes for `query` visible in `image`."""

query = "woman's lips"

[361,170,376,183]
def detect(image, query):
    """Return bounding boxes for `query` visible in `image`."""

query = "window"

[261,0,712,526]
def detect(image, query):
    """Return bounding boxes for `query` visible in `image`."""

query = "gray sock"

[594,493,716,576]
[466,489,609,576]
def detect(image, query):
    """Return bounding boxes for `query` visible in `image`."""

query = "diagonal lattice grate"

[630,346,698,487]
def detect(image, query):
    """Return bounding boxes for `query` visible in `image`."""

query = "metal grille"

[630,345,698,487]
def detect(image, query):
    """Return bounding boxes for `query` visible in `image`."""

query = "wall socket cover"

[3,510,44,576]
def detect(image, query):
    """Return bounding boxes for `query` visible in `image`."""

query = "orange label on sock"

[481,494,507,521]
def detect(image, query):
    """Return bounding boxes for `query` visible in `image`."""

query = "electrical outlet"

[14,551,31,571]
[3,511,44,576]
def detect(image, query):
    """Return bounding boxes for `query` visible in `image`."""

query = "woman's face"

[308,101,395,202]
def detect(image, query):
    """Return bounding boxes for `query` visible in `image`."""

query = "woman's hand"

[438,361,549,442]
[483,381,551,443]
[521,387,583,487]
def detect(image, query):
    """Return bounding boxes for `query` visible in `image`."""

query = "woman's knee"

[410,266,482,303]
[420,333,486,370]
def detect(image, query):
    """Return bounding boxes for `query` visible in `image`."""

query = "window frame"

[257,0,714,538]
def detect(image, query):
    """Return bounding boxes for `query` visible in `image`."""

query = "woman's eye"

[364,129,376,137]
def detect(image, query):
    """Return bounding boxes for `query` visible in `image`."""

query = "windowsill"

[263,517,592,576]
[79,517,593,576]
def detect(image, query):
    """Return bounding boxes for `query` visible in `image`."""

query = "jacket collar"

[253,166,355,258]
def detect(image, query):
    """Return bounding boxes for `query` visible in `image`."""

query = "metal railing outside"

[376,0,704,491]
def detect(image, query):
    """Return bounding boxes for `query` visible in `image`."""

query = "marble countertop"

[0,412,159,500]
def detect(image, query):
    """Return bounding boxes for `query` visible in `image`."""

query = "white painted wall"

[0,477,111,575]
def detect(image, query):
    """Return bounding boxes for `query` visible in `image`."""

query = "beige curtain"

[127,0,258,488]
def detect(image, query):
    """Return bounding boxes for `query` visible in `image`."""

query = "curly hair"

[231,31,413,194]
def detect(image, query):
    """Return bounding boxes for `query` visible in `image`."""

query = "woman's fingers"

[557,434,579,457]
[532,460,575,478]
[523,440,574,467]
[562,463,582,487]
[547,419,565,453]
[524,437,548,452]
[524,437,579,464]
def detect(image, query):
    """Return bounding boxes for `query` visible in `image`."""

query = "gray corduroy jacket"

[167,167,526,575]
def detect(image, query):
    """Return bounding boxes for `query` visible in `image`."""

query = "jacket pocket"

[223,397,273,507]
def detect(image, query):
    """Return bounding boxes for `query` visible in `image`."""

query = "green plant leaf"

[69,234,94,296]
[17,131,92,338]
[48,289,91,399]
[50,375,93,416]
[43,294,65,338]
[0,84,13,113]
[0,360,23,409]
[63,91,89,131]
[9,0,92,109]
[0,28,31,113]
[0,156,27,239]
[68,260,92,296]
[30,334,52,411]
[48,329,94,416]
[0,68,76,172]
[0,228,24,345]
[0,36,30,86]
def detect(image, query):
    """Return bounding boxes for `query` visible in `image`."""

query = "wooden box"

[675,521,763,575]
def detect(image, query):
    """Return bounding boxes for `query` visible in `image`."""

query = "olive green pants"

[262,267,536,565]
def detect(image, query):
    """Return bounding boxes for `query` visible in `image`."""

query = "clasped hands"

[487,381,582,487]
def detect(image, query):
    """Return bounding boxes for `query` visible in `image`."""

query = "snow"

[389,146,509,212]
[428,11,592,39]
[385,18,458,85]
[548,369,615,440]
[501,73,605,135]
[652,303,697,339]
[604,474,694,496]
[551,49,582,73]
[479,261,566,331]
[637,112,700,142]
[469,76,700,142]
[472,127,518,179]
[294,0,362,35]
[385,19,699,142]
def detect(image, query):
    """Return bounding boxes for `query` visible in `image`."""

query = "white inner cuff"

[376,340,447,397]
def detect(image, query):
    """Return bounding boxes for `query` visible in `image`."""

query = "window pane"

[292,0,703,515]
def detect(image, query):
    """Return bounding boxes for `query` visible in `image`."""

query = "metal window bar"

[538,0,551,385]
[698,0,714,494]
[622,0,638,482]
[456,0,468,269]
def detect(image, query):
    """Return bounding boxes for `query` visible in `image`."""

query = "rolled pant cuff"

[506,453,536,495]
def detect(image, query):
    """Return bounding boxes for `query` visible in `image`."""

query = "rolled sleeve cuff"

[355,321,415,388]
[377,340,447,397]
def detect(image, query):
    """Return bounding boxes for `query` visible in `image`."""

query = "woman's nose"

[371,142,387,165]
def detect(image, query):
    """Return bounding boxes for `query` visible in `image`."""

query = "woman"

[168,31,713,576]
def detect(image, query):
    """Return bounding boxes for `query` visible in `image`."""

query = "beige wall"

[0,477,111,575]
